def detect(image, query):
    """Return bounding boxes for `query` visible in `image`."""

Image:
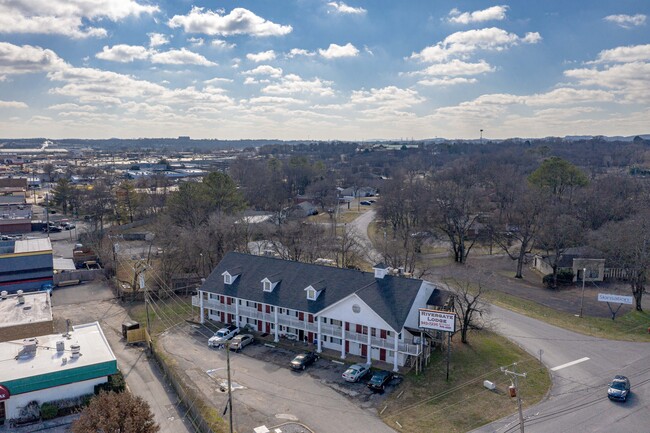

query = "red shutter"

[220,296,224,303]
[266,305,271,314]
[299,312,304,321]
[380,329,387,339]
[356,324,362,334]
[257,303,263,312]
[308,314,314,323]
[227,297,232,305]
[345,322,350,332]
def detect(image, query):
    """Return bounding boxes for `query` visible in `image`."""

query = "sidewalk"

[0,414,78,433]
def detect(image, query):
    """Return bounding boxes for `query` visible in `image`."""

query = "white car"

[342,364,371,382]
[208,325,240,348]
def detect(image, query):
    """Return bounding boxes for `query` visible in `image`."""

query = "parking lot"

[159,323,400,433]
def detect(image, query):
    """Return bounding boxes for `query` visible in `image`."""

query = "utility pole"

[579,267,586,318]
[45,193,50,236]
[502,363,527,433]
[226,341,234,433]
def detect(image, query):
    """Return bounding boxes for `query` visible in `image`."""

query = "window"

[307,288,316,300]
[371,328,376,337]
[331,319,342,326]
[263,280,272,291]
[330,337,342,345]
[224,274,231,285]
[278,308,284,314]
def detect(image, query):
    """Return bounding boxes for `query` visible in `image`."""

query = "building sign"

[598,294,633,305]
[419,309,456,332]
[0,385,10,401]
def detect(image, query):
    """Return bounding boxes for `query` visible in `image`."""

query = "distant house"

[533,247,606,282]
[288,201,318,218]
[337,186,378,198]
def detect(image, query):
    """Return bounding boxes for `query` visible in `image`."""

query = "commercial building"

[0,322,118,422]
[194,252,450,371]
[0,290,53,342]
[0,238,53,293]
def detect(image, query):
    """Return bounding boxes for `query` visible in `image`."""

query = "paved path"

[472,305,650,433]
[349,209,383,264]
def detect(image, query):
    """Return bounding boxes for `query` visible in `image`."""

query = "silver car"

[230,334,254,351]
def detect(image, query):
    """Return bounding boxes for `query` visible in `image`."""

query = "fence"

[54,269,105,285]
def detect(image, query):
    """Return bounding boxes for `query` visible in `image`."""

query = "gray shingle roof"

[200,252,425,331]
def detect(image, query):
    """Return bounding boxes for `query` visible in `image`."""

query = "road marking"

[551,357,590,371]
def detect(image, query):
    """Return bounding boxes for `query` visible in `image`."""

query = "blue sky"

[0,1,648,140]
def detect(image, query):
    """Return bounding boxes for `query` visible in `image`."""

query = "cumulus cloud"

[247,50,276,62]
[150,48,217,66]
[96,45,150,62]
[565,62,650,100]
[0,0,158,39]
[148,33,170,47]
[243,65,283,77]
[262,74,334,96]
[211,39,236,49]
[411,27,542,63]
[204,77,233,85]
[187,37,204,47]
[418,77,478,86]
[95,45,216,66]
[0,100,28,109]
[0,42,67,79]
[604,14,646,28]
[448,6,508,24]
[287,48,316,58]
[327,2,367,15]
[350,86,424,109]
[168,7,292,37]
[592,44,650,63]
[414,59,495,77]
[319,43,359,59]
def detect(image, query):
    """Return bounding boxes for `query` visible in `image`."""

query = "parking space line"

[551,357,590,371]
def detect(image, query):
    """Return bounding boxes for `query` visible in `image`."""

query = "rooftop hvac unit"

[17,291,25,304]
[56,340,65,353]
[0,290,7,300]
[17,338,38,359]
[483,380,496,390]
[70,343,81,358]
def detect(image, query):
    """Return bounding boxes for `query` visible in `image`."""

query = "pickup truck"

[208,325,240,348]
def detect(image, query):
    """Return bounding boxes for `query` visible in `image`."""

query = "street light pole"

[579,267,586,318]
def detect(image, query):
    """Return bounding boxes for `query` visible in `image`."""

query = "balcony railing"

[191,295,199,307]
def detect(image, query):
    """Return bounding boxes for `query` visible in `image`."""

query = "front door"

[0,401,5,425]
[361,344,367,357]
[380,348,386,361]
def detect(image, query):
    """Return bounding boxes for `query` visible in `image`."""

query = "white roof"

[53,258,76,271]
[14,237,52,254]
[0,291,52,328]
[0,322,116,383]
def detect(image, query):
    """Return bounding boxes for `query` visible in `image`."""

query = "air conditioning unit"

[483,380,496,390]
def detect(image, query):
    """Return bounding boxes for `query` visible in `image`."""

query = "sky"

[0,1,648,141]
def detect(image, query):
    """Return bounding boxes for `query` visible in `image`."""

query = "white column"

[199,291,205,324]
[341,321,346,359]
[235,298,239,328]
[393,332,399,372]
[317,317,322,353]
[274,308,279,342]
[367,328,372,364]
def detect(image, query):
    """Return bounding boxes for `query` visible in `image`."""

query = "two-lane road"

[473,305,650,432]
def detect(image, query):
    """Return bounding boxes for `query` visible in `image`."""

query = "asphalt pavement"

[472,305,650,433]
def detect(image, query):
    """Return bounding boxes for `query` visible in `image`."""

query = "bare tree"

[536,208,584,289]
[449,281,489,344]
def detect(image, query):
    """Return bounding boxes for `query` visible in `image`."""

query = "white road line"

[551,357,590,371]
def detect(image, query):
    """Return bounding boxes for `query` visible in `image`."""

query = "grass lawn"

[382,331,550,433]
[486,291,650,342]
[127,296,194,336]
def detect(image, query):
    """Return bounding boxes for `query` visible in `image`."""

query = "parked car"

[360,201,372,206]
[607,375,631,402]
[342,364,371,382]
[290,352,319,371]
[367,370,393,391]
[229,334,254,351]
[208,325,240,348]
[63,222,76,230]
[43,225,62,233]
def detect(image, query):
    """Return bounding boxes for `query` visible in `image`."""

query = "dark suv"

[607,375,630,402]
[368,370,394,391]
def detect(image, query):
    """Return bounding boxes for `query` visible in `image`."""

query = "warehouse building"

[0,290,53,342]
[0,238,53,293]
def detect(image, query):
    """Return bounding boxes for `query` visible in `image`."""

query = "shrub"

[40,403,58,420]
[543,270,574,288]
[94,371,126,394]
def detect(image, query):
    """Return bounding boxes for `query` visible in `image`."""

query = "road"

[350,209,382,264]
[472,305,650,433]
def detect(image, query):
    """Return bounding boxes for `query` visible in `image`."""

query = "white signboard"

[419,309,456,332]
[598,293,633,305]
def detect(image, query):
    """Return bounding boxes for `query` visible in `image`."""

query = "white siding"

[318,294,394,331]
[403,282,435,329]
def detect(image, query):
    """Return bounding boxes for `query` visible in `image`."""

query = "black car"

[608,375,631,402]
[367,370,393,391]
[290,352,319,371]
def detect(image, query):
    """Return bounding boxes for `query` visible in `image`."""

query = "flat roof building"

[0,290,53,342]
[0,322,118,421]
[0,238,53,293]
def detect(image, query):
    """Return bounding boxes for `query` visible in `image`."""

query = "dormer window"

[304,281,325,301]
[372,262,389,279]
[222,268,241,285]
[261,275,280,292]
[263,280,272,292]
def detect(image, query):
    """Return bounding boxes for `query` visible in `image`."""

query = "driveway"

[159,324,397,433]
[350,209,382,264]
[472,305,650,433]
